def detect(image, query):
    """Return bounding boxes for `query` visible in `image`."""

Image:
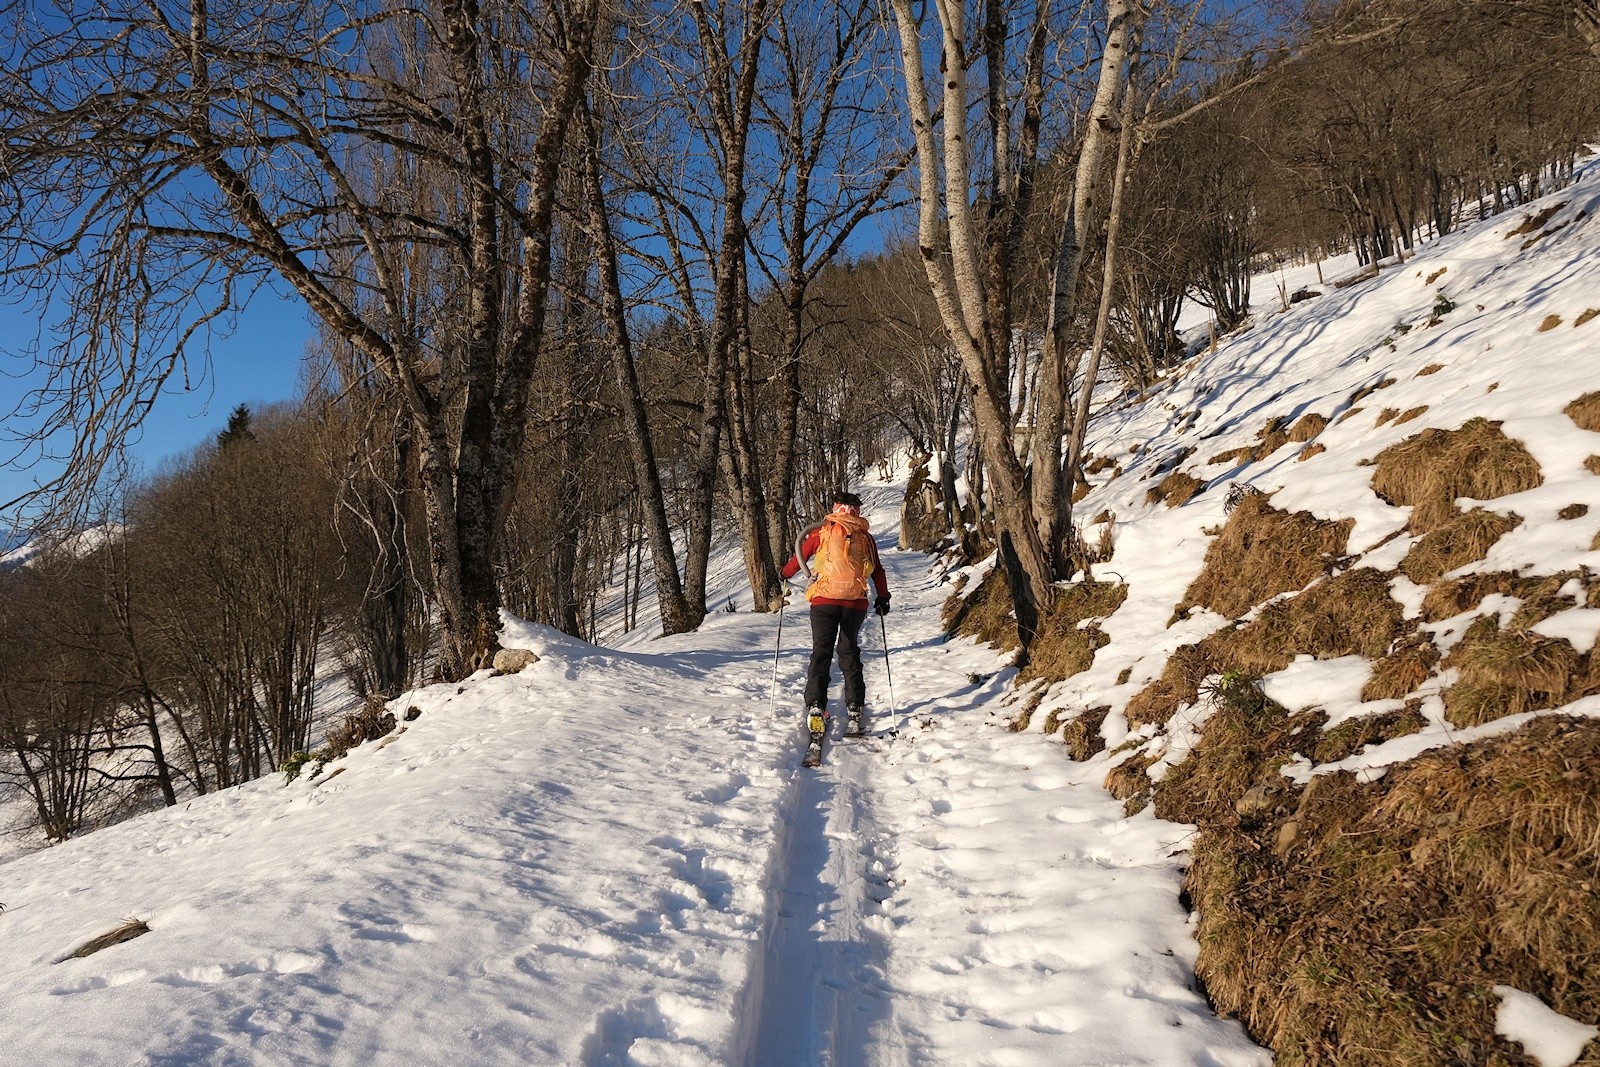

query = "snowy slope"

[1044,163,1600,761]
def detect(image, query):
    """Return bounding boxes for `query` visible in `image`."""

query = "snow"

[5,148,1600,1066]
[1495,986,1600,1067]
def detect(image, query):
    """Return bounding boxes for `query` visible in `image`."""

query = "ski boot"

[846,704,866,737]
[803,705,829,768]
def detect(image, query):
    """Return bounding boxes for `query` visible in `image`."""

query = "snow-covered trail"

[736,484,1267,1065]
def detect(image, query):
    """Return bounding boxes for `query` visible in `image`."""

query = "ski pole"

[768,593,787,717]
[879,612,899,735]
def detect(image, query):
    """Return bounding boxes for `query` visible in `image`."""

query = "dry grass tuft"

[1252,417,1292,462]
[1415,362,1445,376]
[1145,471,1205,508]
[1125,641,1224,728]
[1061,706,1111,761]
[1577,308,1599,328]
[1371,418,1543,534]
[1424,267,1448,285]
[942,567,1019,652]
[1560,503,1589,520]
[1504,201,1565,238]
[1288,413,1328,443]
[1399,509,1522,584]
[1566,391,1600,432]
[1297,443,1327,462]
[1588,455,1600,476]
[1019,582,1128,685]
[1130,569,1402,729]
[1176,715,1600,1065]
[1178,495,1355,620]
[1310,704,1427,764]
[1208,446,1256,465]
[68,918,152,960]
[1392,405,1428,426]
[1539,313,1564,332]
[1441,618,1584,728]
[1104,750,1156,811]
[1361,634,1441,700]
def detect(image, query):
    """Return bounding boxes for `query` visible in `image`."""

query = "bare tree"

[0,0,601,676]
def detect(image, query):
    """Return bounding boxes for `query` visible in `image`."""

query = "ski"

[803,708,828,768]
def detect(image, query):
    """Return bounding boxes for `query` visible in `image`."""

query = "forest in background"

[1,0,1597,842]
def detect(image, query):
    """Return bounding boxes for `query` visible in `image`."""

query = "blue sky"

[0,289,313,530]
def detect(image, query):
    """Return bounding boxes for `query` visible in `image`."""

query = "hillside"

[2,160,1598,1065]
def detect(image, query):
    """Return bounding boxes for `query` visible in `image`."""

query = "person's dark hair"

[833,491,862,507]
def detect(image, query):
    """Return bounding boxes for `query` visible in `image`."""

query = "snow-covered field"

[4,158,1598,1066]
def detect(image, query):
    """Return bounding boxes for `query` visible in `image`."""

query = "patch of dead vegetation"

[1371,418,1543,534]
[1361,634,1441,701]
[1171,714,1600,1065]
[1335,406,1364,425]
[1310,705,1427,764]
[1145,471,1204,508]
[1441,615,1591,728]
[1288,413,1327,442]
[1085,454,1116,475]
[1539,313,1565,332]
[1061,706,1111,761]
[1129,568,1404,728]
[1375,407,1400,427]
[1588,456,1600,476]
[1419,570,1588,625]
[1576,308,1599,328]
[1504,201,1565,238]
[942,567,1019,652]
[1423,267,1448,285]
[1560,503,1589,520]
[1297,443,1327,462]
[1566,391,1600,432]
[1178,495,1355,620]
[1104,750,1157,815]
[1392,405,1427,426]
[1415,362,1445,376]
[1252,416,1291,461]
[1399,508,1523,584]
[1018,581,1128,686]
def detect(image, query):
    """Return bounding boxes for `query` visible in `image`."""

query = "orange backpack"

[807,514,875,602]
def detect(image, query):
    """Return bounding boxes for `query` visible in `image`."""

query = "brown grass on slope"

[1371,418,1543,534]
[1178,495,1355,620]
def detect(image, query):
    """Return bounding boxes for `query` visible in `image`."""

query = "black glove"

[874,594,891,616]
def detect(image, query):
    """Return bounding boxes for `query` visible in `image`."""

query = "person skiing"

[781,491,891,751]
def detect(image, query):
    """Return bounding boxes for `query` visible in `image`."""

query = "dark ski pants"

[804,603,868,710]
